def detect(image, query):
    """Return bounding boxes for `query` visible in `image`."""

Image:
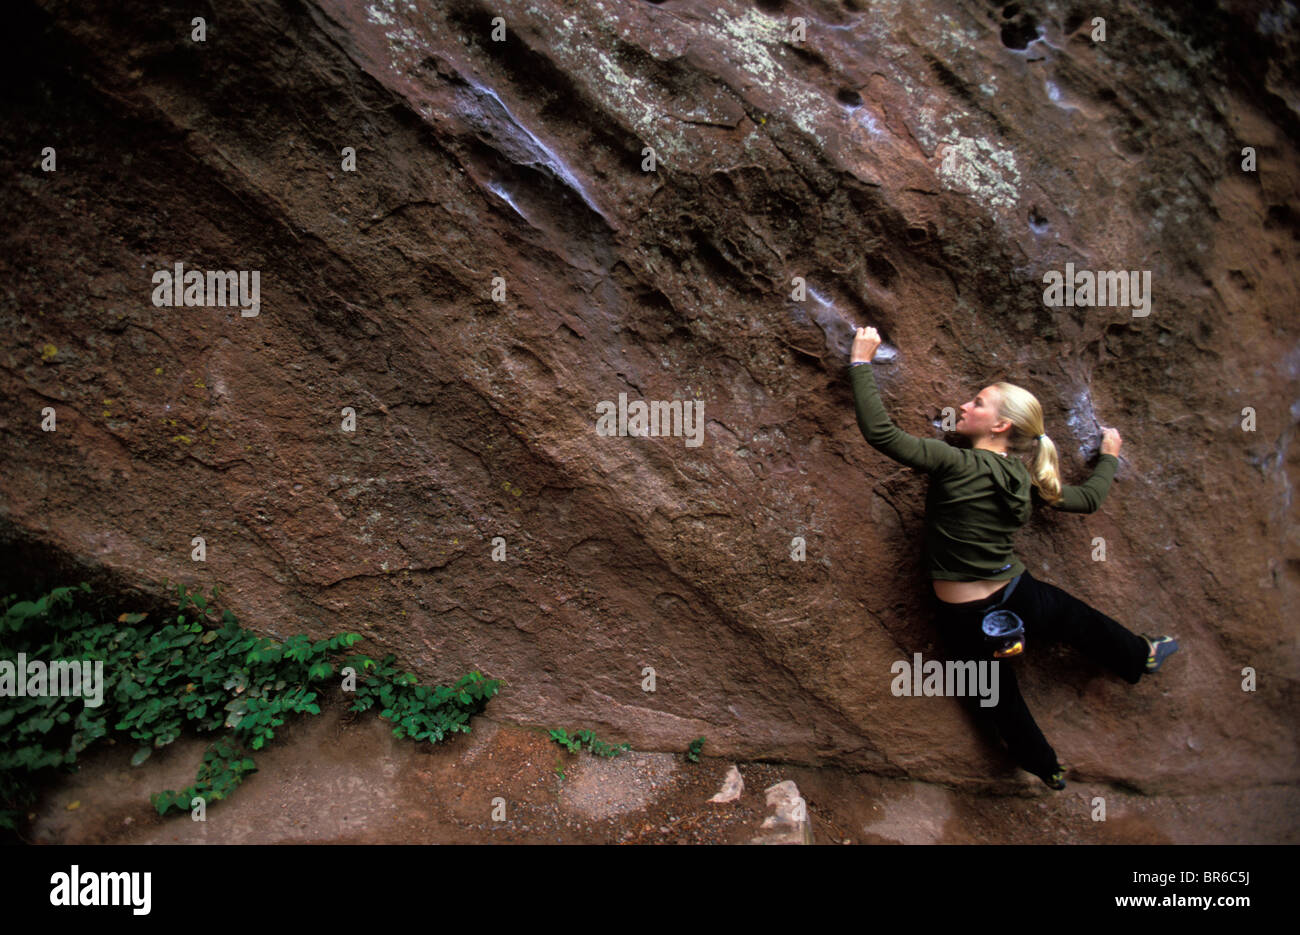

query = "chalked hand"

[852,326,881,364]
[1099,427,1122,457]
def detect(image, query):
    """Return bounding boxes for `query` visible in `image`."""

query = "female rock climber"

[848,325,1178,789]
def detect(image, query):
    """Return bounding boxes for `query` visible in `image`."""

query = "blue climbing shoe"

[1144,635,1179,673]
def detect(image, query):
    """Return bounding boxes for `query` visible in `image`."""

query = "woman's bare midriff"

[932,578,1012,604]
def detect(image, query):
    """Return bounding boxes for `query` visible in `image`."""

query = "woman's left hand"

[852,326,882,364]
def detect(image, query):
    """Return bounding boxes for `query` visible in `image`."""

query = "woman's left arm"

[850,327,966,476]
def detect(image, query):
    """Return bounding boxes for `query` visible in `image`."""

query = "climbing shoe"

[1042,768,1066,791]
[1144,635,1179,673]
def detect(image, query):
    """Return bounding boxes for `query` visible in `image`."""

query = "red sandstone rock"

[1,0,1296,800]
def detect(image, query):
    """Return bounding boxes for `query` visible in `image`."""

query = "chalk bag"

[982,609,1025,658]
[978,573,1026,658]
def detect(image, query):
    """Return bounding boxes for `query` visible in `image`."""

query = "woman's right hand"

[1100,427,1122,456]
[852,326,882,364]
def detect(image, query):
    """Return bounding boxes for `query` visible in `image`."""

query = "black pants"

[930,569,1151,782]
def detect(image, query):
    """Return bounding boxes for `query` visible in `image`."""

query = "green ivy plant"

[0,580,500,829]
[548,727,630,759]
[685,736,705,763]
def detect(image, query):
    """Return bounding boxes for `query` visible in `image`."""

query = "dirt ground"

[18,690,1296,845]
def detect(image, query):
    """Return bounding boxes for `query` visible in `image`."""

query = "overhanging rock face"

[1,0,1297,794]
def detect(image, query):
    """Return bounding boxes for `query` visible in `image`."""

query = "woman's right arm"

[849,361,966,477]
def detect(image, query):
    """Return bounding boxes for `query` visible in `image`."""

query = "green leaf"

[131,748,152,767]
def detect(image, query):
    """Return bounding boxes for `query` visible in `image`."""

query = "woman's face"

[956,385,1009,438]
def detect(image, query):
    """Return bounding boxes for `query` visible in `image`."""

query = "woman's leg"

[1005,570,1149,684]
[932,593,1063,784]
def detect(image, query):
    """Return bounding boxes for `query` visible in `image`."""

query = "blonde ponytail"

[992,382,1063,506]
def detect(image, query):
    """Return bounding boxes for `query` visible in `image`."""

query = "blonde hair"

[992,381,1063,506]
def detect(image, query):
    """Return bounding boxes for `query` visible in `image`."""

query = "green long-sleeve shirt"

[849,362,1118,581]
